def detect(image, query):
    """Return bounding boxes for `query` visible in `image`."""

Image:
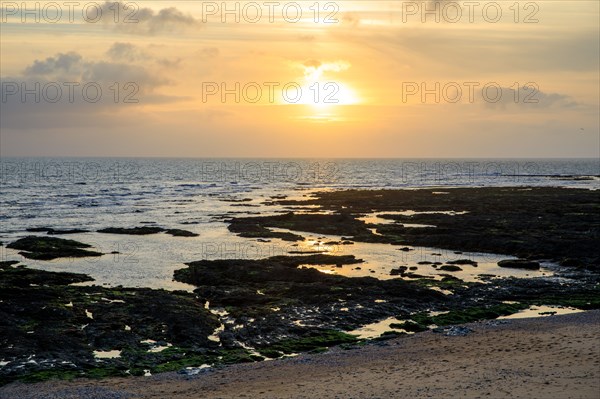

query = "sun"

[296,81,359,109]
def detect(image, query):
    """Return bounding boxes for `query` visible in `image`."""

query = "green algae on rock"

[0,264,220,386]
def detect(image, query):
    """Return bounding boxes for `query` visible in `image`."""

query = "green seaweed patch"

[259,330,358,355]
[412,276,470,289]
[410,303,529,327]
[150,353,212,374]
[7,348,264,385]
[5,366,126,385]
[150,348,262,374]
[389,321,428,333]
[529,292,600,310]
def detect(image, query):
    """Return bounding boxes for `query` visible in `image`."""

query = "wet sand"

[3,311,599,399]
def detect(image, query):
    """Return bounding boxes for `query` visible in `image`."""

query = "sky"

[0,0,598,158]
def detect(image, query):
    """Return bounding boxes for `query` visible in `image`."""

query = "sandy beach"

[3,310,598,399]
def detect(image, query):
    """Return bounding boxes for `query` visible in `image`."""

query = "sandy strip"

[2,311,599,399]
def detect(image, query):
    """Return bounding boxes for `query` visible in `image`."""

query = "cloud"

[1,48,181,130]
[99,2,203,35]
[303,59,321,68]
[332,21,599,75]
[24,52,83,77]
[20,48,169,88]
[484,86,580,109]
[300,60,351,82]
[106,42,147,62]
[106,42,181,69]
[199,47,220,58]
[298,35,316,42]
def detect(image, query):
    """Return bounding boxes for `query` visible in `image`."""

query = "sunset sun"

[297,81,360,109]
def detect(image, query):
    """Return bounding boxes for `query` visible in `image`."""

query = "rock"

[49,228,90,235]
[497,259,541,270]
[178,366,211,376]
[26,227,89,235]
[98,227,165,235]
[390,266,408,275]
[560,258,582,267]
[228,212,369,241]
[398,247,412,252]
[440,275,463,283]
[447,259,478,266]
[261,187,600,273]
[404,273,431,279]
[0,261,92,286]
[434,326,473,336]
[0,261,19,267]
[7,236,102,260]
[26,227,55,233]
[439,265,462,272]
[165,229,199,237]
[0,265,221,385]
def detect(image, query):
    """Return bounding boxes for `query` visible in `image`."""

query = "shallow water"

[498,305,584,320]
[348,317,409,339]
[93,350,121,359]
[279,228,552,283]
[1,201,554,288]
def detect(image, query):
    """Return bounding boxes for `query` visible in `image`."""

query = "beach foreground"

[3,311,598,399]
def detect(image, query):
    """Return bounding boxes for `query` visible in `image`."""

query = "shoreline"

[3,310,599,399]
